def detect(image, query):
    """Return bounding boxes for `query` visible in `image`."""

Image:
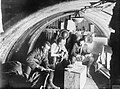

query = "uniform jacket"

[26,48,50,87]
[26,48,50,70]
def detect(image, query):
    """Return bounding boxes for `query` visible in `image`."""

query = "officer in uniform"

[26,41,60,89]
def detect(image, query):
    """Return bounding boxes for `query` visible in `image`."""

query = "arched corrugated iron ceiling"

[0,0,115,63]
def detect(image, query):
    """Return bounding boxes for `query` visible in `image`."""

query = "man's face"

[58,40,62,45]
[79,40,84,46]
[44,44,50,53]
[59,39,65,46]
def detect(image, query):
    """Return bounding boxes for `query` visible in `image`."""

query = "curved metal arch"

[0,1,114,63]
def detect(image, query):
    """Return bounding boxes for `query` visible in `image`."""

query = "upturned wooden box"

[64,65,87,89]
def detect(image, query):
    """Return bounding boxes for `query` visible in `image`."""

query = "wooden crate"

[64,65,87,89]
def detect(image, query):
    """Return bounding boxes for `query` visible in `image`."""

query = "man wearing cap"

[26,41,60,89]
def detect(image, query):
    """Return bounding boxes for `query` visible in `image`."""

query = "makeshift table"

[64,64,87,89]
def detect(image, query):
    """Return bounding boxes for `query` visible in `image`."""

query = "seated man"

[71,38,94,78]
[50,37,68,66]
[26,41,60,89]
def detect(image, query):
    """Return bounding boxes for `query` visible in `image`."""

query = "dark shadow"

[54,60,69,89]
[7,35,31,64]
[90,65,109,89]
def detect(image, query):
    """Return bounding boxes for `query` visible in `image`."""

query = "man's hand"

[37,66,54,72]
[58,53,63,57]
[37,66,46,71]
[76,54,84,61]
[76,54,81,58]
[45,68,54,73]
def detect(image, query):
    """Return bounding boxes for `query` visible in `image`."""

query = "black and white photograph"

[0,0,120,89]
